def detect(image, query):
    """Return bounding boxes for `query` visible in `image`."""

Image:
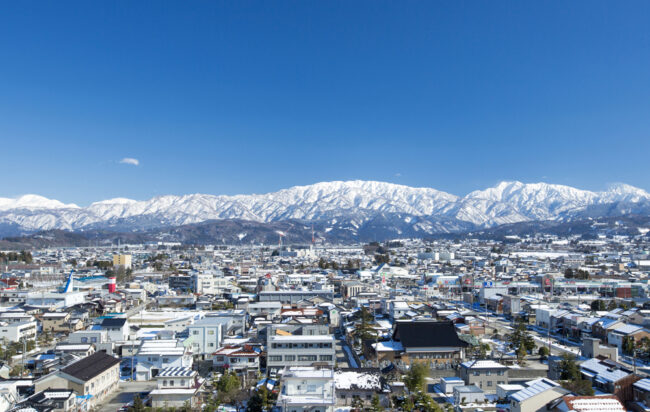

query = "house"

[632,378,650,411]
[134,340,193,381]
[509,378,569,412]
[40,312,72,333]
[212,344,261,378]
[459,360,508,393]
[99,317,129,342]
[276,367,335,412]
[390,320,468,367]
[334,369,389,407]
[440,377,464,394]
[11,389,77,411]
[54,343,95,357]
[579,357,640,403]
[453,385,484,406]
[150,367,202,408]
[607,323,650,353]
[549,395,625,412]
[34,351,121,408]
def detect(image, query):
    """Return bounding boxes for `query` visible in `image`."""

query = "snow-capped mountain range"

[1,180,649,237]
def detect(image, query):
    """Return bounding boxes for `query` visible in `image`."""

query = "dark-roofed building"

[392,320,468,367]
[10,389,76,412]
[34,351,121,408]
[99,317,129,341]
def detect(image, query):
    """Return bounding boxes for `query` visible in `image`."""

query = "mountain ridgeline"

[1,180,650,245]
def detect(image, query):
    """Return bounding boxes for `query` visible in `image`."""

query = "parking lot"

[97,381,156,412]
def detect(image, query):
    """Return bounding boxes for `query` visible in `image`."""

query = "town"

[0,233,648,412]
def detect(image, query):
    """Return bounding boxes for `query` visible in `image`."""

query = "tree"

[404,363,428,393]
[127,395,145,412]
[590,300,606,311]
[215,371,242,405]
[516,344,528,365]
[370,394,384,412]
[538,346,550,358]
[246,386,275,412]
[558,353,580,380]
[562,378,595,396]
[472,343,491,359]
[402,397,415,411]
[413,392,443,412]
[353,306,377,342]
[507,320,535,361]
[623,335,636,356]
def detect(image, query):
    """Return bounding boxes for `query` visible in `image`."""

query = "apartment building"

[267,324,335,372]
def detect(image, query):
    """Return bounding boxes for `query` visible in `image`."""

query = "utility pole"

[21,337,26,377]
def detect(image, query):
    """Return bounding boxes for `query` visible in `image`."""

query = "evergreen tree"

[404,363,428,393]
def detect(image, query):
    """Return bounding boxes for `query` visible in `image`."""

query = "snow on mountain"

[0,180,648,235]
[0,195,79,212]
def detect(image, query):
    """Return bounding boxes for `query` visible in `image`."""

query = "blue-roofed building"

[509,378,569,412]
[633,378,650,411]
[579,357,640,403]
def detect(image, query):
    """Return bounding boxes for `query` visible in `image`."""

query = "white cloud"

[119,157,140,166]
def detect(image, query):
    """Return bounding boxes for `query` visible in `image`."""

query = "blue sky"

[1,1,649,205]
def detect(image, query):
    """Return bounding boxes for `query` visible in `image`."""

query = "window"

[91,337,97,343]
[193,330,199,335]
[486,371,491,376]
[497,370,504,376]
[269,356,282,362]
[169,380,174,386]
[298,355,317,362]
[473,371,480,376]
[320,355,333,361]
[81,337,88,343]
[285,355,295,361]
[487,381,492,387]
[208,330,215,335]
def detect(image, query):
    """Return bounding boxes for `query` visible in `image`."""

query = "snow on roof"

[335,371,382,391]
[563,395,625,412]
[371,340,403,352]
[634,378,650,392]
[511,378,559,402]
[580,358,630,383]
[611,323,643,335]
[460,360,506,369]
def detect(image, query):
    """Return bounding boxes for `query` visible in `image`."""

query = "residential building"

[459,360,508,393]
[277,367,335,412]
[150,367,202,408]
[34,351,121,408]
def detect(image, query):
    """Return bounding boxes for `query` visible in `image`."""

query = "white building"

[277,367,335,412]
[150,367,201,408]
[187,317,229,359]
[267,329,335,372]
[135,340,193,381]
[0,320,37,342]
